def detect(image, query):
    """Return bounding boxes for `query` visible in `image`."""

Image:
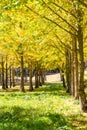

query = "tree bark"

[71,48,75,96]
[1,56,5,89]
[60,70,66,88]
[29,68,33,91]
[9,66,12,88]
[38,70,42,86]
[65,49,71,94]
[12,67,15,87]
[40,69,46,85]
[35,69,39,88]
[77,1,87,112]
[71,33,79,99]
[20,55,25,92]
[5,56,8,88]
[74,37,79,99]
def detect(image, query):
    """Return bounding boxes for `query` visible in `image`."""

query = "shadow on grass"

[34,83,70,97]
[0,106,73,130]
[0,83,63,93]
[0,83,70,100]
[1,105,86,130]
[35,83,63,91]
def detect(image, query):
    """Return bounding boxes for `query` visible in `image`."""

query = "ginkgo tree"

[0,1,56,91]
[22,0,87,112]
[0,0,87,112]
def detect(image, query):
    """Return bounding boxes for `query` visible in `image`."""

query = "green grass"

[0,83,87,130]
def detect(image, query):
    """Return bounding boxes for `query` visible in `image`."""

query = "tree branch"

[25,5,77,36]
[47,41,65,55]
[79,0,87,8]
[45,3,77,32]
[54,34,71,52]
[51,2,77,18]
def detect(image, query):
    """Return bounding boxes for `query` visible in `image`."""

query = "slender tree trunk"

[20,55,25,92]
[25,69,28,83]
[65,49,71,94]
[0,73,1,83]
[62,75,66,88]
[5,56,8,88]
[1,57,5,89]
[71,48,75,96]
[74,38,79,99]
[35,69,39,88]
[9,66,12,88]
[38,70,42,86]
[60,70,66,88]
[12,67,15,87]
[40,70,45,85]
[29,68,33,91]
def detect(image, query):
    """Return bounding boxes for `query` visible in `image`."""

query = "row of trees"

[0,0,87,112]
[0,0,59,91]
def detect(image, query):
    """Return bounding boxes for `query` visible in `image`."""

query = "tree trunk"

[20,55,25,92]
[12,67,15,87]
[78,30,87,112]
[0,73,1,84]
[1,57,5,89]
[74,37,79,99]
[71,49,75,96]
[65,49,71,94]
[41,71,45,85]
[9,66,12,88]
[38,70,42,86]
[35,69,39,88]
[5,56,8,88]
[77,1,87,112]
[29,68,33,91]
[71,33,79,99]
[60,70,66,88]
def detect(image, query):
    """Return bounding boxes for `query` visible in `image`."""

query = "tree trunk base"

[20,88,25,92]
[82,106,87,113]
[79,93,87,113]
[29,88,33,91]
[74,96,79,100]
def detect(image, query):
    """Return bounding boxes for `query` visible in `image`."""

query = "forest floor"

[0,73,87,130]
[0,82,87,130]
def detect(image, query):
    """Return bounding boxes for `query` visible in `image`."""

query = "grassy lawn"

[0,83,87,130]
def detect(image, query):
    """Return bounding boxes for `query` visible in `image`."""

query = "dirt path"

[45,73,61,83]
